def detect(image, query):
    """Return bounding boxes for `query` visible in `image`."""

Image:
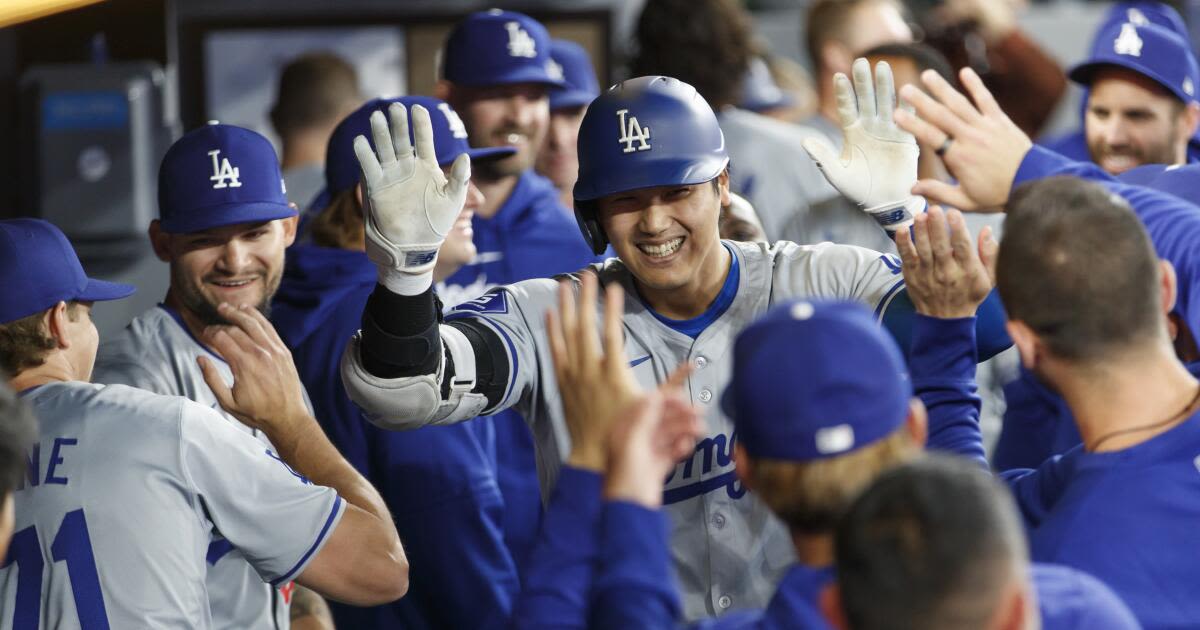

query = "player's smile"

[635,236,686,264]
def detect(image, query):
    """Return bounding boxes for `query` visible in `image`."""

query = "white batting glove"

[802,58,924,232]
[354,103,471,295]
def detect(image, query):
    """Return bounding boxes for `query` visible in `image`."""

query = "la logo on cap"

[617,109,651,153]
[208,149,242,189]
[505,21,536,58]
[547,59,564,81]
[1114,23,1144,57]
[438,103,469,139]
[1126,8,1148,26]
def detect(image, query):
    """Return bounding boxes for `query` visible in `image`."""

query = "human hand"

[803,57,924,231]
[199,303,313,441]
[895,206,997,319]
[894,67,1032,212]
[603,390,705,508]
[355,103,471,293]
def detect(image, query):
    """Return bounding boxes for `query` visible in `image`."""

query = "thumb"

[911,179,979,212]
[802,137,848,178]
[447,153,471,198]
[198,356,237,414]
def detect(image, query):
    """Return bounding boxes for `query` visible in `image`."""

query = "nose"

[1099,116,1130,148]
[638,201,673,236]
[505,93,537,129]
[215,239,252,274]
[464,181,484,211]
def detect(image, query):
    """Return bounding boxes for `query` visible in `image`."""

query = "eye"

[665,187,690,200]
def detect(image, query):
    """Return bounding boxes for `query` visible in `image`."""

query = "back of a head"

[632,0,756,108]
[806,0,906,75]
[998,176,1163,363]
[861,41,955,85]
[270,52,362,140]
[835,455,1028,630]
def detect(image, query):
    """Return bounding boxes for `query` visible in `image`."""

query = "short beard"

[170,265,280,326]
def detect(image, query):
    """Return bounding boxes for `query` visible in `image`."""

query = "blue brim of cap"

[452,63,567,89]
[458,146,517,166]
[1068,59,1189,102]
[742,92,796,113]
[160,201,298,234]
[550,89,597,111]
[78,277,136,303]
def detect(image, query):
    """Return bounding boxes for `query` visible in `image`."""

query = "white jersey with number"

[435,239,905,619]
[92,305,311,629]
[0,381,343,630]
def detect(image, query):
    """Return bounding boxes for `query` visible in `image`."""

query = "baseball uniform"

[0,381,342,630]
[92,305,306,630]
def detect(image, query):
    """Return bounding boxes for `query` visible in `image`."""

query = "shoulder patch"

[451,290,510,315]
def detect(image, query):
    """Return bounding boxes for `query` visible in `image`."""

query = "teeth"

[505,133,524,144]
[638,238,683,258]
[213,280,252,287]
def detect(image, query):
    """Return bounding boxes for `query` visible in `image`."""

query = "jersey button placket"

[698,388,712,403]
[717,595,732,610]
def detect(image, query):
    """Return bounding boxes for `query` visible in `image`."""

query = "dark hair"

[835,455,1027,630]
[861,41,955,86]
[998,177,1163,362]
[631,0,757,108]
[270,52,362,139]
[805,0,906,74]
[0,380,36,501]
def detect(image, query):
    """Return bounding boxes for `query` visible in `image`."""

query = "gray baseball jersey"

[436,239,905,620]
[0,381,343,629]
[718,108,841,242]
[92,305,311,629]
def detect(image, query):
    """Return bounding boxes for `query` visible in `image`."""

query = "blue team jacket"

[1039,130,1200,164]
[272,244,519,629]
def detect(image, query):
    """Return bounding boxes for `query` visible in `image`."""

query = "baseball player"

[0,382,35,562]
[340,61,1009,617]
[896,62,1200,628]
[535,38,601,210]
[271,96,530,629]
[0,219,406,628]
[89,122,326,629]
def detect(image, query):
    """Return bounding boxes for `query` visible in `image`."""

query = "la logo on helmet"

[505,22,536,58]
[208,149,242,189]
[438,103,469,139]
[617,109,651,154]
[1114,23,1144,57]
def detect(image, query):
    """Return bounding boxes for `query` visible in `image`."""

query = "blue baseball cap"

[721,300,911,461]
[442,10,566,88]
[548,39,600,111]
[740,56,794,113]
[1069,22,1199,105]
[0,219,135,324]
[323,96,516,198]
[1100,2,1189,40]
[158,122,295,234]
[1118,163,1200,205]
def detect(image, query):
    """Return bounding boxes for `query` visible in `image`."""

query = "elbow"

[357,541,409,605]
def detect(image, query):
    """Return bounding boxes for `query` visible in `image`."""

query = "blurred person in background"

[536,39,600,211]
[270,52,363,210]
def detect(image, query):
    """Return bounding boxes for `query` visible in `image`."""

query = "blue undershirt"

[646,243,740,339]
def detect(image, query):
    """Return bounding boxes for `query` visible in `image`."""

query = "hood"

[272,244,376,348]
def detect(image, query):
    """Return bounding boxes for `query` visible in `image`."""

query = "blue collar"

[647,243,740,339]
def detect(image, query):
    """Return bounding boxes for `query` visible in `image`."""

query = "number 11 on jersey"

[2,508,110,629]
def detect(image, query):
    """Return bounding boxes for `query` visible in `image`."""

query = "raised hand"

[603,390,705,508]
[354,103,471,292]
[198,303,312,441]
[895,206,997,319]
[802,57,924,232]
[893,67,1032,212]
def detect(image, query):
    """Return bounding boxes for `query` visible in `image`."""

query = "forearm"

[910,314,988,468]
[289,586,334,630]
[360,283,442,378]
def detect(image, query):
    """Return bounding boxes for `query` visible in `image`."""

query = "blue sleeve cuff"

[553,466,604,518]
[1013,145,1117,190]
[597,501,675,591]
[910,314,978,381]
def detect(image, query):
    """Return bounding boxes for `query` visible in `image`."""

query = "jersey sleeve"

[774,242,907,318]
[909,314,988,468]
[176,401,345,586]
[588,501,681,630]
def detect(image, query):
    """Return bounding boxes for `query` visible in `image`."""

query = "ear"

[992,579,1034,630]
[717,170,731,207]
[434,80,453,102]
[355,182,364,209]
[1006,320,1039,370]
[1182,102,1200,139]
[1160,259,1178,316]
[906,397,928,447]
[733,443,754,492]
[44,302,71,350]
[819,582,850,630]
[280,215,299,247]
[148,220,172,262]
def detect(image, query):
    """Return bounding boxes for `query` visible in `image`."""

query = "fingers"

[897,82,967,142]
[545,294,568,382]
[833,73,858,130]
[387,102,413,161]
[910,179,981,212]
[926,206,954,270]
[874,60,896,126]
[947,209,977,265]
[576,272,601,367]
[447,153,472,198]
[369,110,398,166]
[602,282,626,373]
[802,136,844,174]
[198,355,237,412]
[912,211,935,266]
[215,303,280,352]
[892,106,947,154]
[557,276,578,370]
[663,361,693,390]
[852,58,876,121]
[977,224,999,284]
[895,225,919,270]
[921,68,983,125]
[959,67,1004,119]
[410,104,440,173]
[353,136,383,183]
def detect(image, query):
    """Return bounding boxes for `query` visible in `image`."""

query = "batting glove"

[354,103,471,295]
[802,58,925,231]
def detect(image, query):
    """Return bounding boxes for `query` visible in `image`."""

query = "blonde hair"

[309,186,365,251]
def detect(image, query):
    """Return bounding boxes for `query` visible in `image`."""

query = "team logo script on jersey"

[208,149,242,189]
[1114,23,1144,57]
[505,21,537,58]
[438,103,470,139]
[617,109,652,153]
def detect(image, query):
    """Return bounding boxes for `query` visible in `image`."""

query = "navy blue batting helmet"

[572,76,729,254]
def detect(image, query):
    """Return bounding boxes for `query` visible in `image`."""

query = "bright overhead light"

[0,0,106,29]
